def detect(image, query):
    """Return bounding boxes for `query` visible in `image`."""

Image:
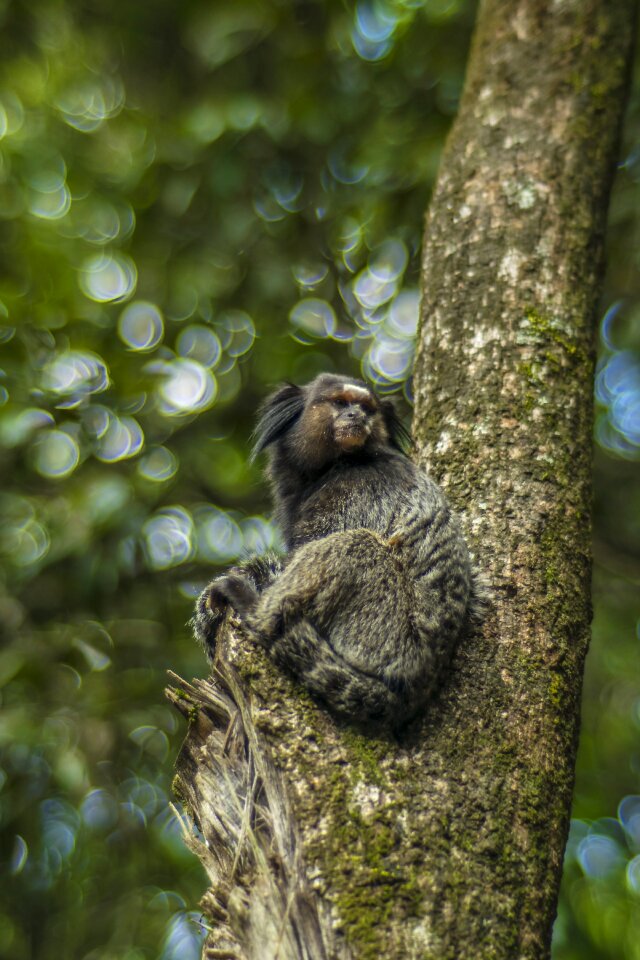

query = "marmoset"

[193,373,485,726]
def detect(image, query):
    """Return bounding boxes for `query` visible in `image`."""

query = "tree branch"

[169,2,638,958]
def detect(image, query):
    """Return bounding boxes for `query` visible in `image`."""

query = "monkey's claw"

[210,574,259,616]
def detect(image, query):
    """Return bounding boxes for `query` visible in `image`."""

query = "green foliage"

[0,1,638,958]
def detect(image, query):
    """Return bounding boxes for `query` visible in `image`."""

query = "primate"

[192,373,485,726]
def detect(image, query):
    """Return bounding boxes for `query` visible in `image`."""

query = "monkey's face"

[323,384,377,450]
[294,376,389,467]
[253,372,408,474]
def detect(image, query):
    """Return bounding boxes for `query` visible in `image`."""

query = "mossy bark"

[169,1,637,958]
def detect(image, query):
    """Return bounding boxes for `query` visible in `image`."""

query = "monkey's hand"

[192,554,283,662]
[211,573,260,616]
[192,577,232,661]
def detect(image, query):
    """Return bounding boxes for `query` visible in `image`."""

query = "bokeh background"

[0,1,638,958]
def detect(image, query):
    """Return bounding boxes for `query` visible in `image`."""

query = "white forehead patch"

[341,383,371,399]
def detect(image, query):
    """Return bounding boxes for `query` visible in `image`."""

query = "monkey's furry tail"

[253,563,491,728]
[261,621,413,726]
[467,564,493,626]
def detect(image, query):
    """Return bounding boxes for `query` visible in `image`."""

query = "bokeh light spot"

[1,408,55,447]
[618,795,640,847]
[226,96,261,131]
[0,498,51,567]
[292,262,329,289]
[365,336,414,386]
[289,298,336,341]
[160,911,206,960]
[627,855,640,895]
[74,638,112,672]
[577,834,625,878]
[157,359,218,416]
[81,789,118,832]
[29,183,71,221]
[185,103,225,144]
[82,405,112,440]
[353,270,397,310]
[219,310,256,357]
[176,324,221,367]
[328,148,369,185]
[0,92,24,138]
[118,301,164,351]
[241,516,278,554]
[42,351,110,402]
[41,799,79,868]
[142,507,195,570]
[66,196,134,245]
[195,506,243,563]
[79,251,137,303]
[137,446,179,482]
[96,416,144,462]
[595,348,640,456]
[33,431,80,479]
[370,239,408,282]
[129,725,170,763]
[10,836,28,875]
[387,289,420,338]
[351,2,398,61]
[13,520,50,566]
[55,77,125,132]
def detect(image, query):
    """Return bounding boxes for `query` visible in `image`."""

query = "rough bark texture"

[169,2,637,958]
[410,0,636,956]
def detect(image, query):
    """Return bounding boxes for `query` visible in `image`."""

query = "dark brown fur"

[193,374,486,727]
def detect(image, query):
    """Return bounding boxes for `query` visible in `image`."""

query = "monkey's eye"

[332,397,349,408]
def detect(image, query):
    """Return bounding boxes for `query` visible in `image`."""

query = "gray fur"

[192,374,486,727]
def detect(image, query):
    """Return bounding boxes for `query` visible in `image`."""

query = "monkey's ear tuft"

[250,382,305,460]
[380,399,413,453]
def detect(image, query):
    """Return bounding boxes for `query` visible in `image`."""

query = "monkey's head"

[252,373,409,473]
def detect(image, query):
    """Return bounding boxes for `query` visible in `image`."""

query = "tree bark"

[168,2,637,958]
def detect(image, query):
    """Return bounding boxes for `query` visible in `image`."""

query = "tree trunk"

[168,2,637,958]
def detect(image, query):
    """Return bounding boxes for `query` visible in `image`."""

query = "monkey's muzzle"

[334,413,371,450]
